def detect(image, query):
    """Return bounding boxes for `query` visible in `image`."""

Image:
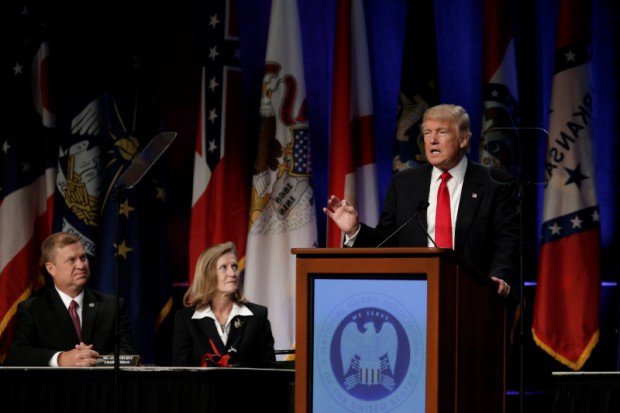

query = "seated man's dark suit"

[4,287,135,366]
[172,302,275,367]
[354,160,520,281]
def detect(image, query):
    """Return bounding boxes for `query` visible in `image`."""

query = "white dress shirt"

[345,155,468,248]
[192,302,253,345]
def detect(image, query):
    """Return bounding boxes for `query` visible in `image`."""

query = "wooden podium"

[293,248,506,413]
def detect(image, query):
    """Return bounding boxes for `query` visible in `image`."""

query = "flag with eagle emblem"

[244,0,318,355]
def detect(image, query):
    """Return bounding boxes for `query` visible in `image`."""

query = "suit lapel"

[196,317,226,351]
[226,315,249,354]
[455,162,484,252]
[418,165,432,227]
[408,165,432,246]
[81,288,99,343]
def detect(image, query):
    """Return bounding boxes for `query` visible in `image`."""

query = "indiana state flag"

[92,59,172,365]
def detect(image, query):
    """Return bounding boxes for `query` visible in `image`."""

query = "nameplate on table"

[95,355,140,367]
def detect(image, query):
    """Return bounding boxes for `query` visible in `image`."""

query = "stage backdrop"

[2,0,618,377]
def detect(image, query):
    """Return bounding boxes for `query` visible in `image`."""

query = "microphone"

[413,202,438,248]
[376,201,436,248]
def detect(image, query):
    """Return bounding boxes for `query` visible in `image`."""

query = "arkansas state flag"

[532,0,600,370]
[189,0,249,283]
[327,0,379,247]
[479,0,520,174]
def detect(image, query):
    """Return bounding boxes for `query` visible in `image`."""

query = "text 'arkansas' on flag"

[532,0,601,371]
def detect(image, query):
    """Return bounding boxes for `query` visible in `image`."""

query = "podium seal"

[317,293,424,412]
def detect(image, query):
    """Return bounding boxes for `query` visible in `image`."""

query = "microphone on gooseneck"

[412,201,438,248]
[376,201,434,248]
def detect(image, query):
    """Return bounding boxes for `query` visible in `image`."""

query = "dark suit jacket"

[172,302,276,367]
[355,160,520,281]
[4,287,135,366]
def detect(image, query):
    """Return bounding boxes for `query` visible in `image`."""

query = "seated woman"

[173,242,276,367]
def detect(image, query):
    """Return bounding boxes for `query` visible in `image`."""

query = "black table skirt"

[553,372,620,413]
[0,367,294,413]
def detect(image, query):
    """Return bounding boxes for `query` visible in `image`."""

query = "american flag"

[292,128,311,175]
[0,3,57,360]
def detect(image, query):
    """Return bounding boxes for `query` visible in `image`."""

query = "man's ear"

[459,133,471,149]
[45,262,55,277]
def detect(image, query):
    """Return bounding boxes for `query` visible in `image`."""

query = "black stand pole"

[107,131,176,413]
[516,183,525,413]
[113,185,125,413]
[484,126,545,413]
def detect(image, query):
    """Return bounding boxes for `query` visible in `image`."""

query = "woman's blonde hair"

[183,242,246,309]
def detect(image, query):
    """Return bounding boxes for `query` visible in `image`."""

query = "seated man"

[5,232,135,366]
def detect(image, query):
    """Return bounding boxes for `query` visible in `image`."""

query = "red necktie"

[435,171,453,249]
[69,300,83,343]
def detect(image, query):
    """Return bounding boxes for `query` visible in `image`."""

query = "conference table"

[0,366,294,413]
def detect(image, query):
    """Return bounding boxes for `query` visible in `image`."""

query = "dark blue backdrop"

[232,0,620,384]
[11,0,616,375]
[237,0,619,277]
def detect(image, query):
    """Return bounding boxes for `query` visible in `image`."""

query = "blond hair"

[423,104,472,140]
[184,242,246,309]
[41,232,83,264]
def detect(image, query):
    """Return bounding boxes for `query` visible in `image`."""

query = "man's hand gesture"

[323,195,360,237]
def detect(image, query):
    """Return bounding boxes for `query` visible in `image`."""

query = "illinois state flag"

[479,0,520,174]
[532,0,600,370]
[0,4,56,361]
[244,0,318,353]
[327,0,379,247]
[189,0,249,282]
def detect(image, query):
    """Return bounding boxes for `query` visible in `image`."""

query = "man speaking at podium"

[324,104,519,297]
[5,232,135,366]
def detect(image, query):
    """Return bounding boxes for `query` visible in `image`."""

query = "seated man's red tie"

[69,300,83,343]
